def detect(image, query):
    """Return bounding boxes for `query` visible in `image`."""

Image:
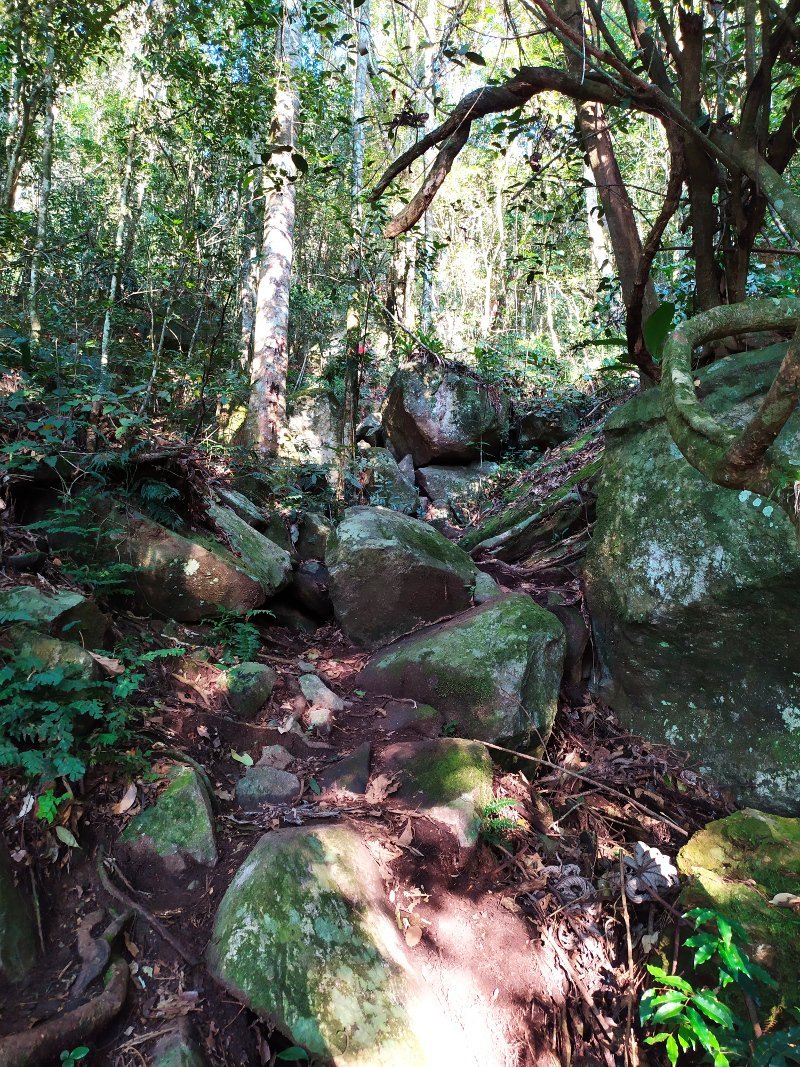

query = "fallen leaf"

[231,750,254,766]
[500,897,522,914]
[640,932,660,953]
[769,892,800,912]
[112,783,138,815]
[397,820,413,847]
[55,825,80,849]
[88,651,125,676]
[404,924,423,947]
[365,773,401,805]
[308,778,322,795]
[123,932,140,958]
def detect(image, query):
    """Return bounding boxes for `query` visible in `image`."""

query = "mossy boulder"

[327,506,478,647]
[222,662,275,719]
[382,363,509,466]
[678,809,800,1017]
[584,345,800,813]
[0,839,36,981]
[207,825,441,1067]
[5,625,100,683]
[359,593,565,751]
[380,738,493,848]
[361,448,423,517]
[116,510,268,622]
[296,511,333,562]
[235,766,300,809]
[120,765,217,870]
[208,501,292,598]
[151,1031,206,1067]
[214,487,269,531]
[0,586,109,648]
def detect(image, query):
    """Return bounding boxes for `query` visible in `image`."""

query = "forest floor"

[0,528,732,1067]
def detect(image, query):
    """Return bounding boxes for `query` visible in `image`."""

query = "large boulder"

[360,448,423,517]
[279,389,341,466]
[207,825,445,1067]
[115,510,269,622]
[678,809,800,1017]
[584,345,800,813]
[0,586,109,648]
[326,506,478,647]
[0,839,36,981]
[382,363,509,466]
[120,765,218,871]
[415,462,497,508]
[207,501,292,598]
[5,625,101,684]
[513,396,583,450]
[360,593,565,751]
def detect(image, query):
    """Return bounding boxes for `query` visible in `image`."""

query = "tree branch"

[661,297,800,524]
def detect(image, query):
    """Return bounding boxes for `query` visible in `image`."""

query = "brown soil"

[0,596,730,1067]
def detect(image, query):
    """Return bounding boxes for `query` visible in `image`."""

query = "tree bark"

[244,0,302,456]
[28,38,56,355]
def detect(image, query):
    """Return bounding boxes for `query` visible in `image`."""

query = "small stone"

[151,1029,206,1067]
[307,706,333,736]
[319,743,371,794]
[473,571,501,604]
[222,662,276,719]
[299,674,345,711]
[257,744,293,770]
[297,659,316,673]
[236,767,300,809]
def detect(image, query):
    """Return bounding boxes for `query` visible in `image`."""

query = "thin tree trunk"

[341,0,372,456]
[239,152,261,369]
[245,0,302,456]
[28,41,56,354]
[556,0,658,323]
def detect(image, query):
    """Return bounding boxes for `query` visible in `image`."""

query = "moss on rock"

[360,593,565,750]
[222,662,275,719]
[585,346,800,813]
[207,502,293,597]
[380,738,493,847]
[121,765,217,869]
[678,809,800,1018]
[207,825,439,1066]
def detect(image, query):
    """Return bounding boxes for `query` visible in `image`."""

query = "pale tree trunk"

[245,0,302,456]
[239,149,262,370]
[583,163,611,278]
[419,0,438,334]
[341,0,372,455]
[556,0,658,322]
[28,40,56,354]
[99,83,144,385]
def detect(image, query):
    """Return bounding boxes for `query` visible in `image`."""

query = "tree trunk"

[28,40,56,355]
[555,0,658,326]
[341,0,372,457]
[244,0,302,456]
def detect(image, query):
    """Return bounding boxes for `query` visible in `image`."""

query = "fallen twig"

[475,740,689,836]
[95,849,198,966]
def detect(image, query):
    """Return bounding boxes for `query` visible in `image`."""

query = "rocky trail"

[1,358,799,1067]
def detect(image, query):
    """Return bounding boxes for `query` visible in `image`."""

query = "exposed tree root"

[0,958,128,1067]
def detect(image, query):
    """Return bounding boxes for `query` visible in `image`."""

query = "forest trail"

[0,432,729,1067]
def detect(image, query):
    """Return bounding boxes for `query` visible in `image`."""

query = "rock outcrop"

[382,363,509,466]
[585,345,800,813]
[327,506,478,647]
[0,586,109,648]
[361,448,423,516]
[207,825,445,1067]
[360,593,565,751]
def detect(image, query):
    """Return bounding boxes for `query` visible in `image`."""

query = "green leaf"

[276,1049,309,1062]
[647,965,693,994]
[643,301,676,359]
[666,1034,679,1066]
[55,825,80,849]
[231,750,254,766]
[309,777,321,795]
[692,991,735,1029]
